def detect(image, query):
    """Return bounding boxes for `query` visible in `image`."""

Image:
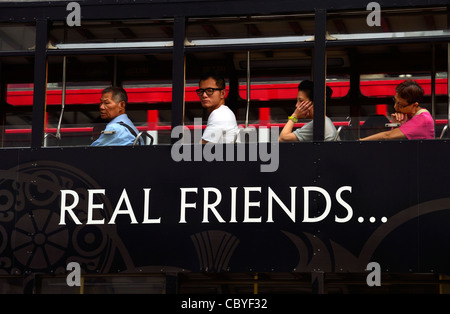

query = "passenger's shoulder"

[107,122,126,132]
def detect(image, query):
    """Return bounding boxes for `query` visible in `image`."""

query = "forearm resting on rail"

[360,128,406,141]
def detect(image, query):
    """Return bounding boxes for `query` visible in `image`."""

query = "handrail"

[334,126,343,141]
[439,124,448,139]
[133,131,154,146]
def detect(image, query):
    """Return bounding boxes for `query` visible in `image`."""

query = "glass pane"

[326,43,447,141]
[0,23,35,51]
[184,13,323,143]
[186,14,315,44]
[50,19,174,49]
[185,48,321,142]
[326,7,448,141]
[327,6,448,41]
[3,83,33,148]
[45,53,173,147]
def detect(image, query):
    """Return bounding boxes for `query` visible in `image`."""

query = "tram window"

[123,80,173,145]
[2,83,33,148]
[183,48,353,143]
[0,23,35,51]
[44,53,174,147]
[186,15,314,43]
[50,19,174,47]
[1,50,34,141]
[329,68,448,140]
[325,6,449,141]
[184,15,349,143]
[360,72,448,139]
[44,18,176,147]
[43,76,111,147]
[327,7,447,41]
[325,76,350,118]
[185,44,341,143]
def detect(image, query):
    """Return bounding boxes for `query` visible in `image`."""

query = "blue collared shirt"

[91,114,140,146]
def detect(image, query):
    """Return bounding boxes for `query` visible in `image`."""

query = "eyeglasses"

[392,97,414,109]
[196,88,223,96]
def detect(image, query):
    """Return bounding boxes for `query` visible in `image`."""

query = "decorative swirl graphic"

[12,209,68,270]
[191,230,240,272]
[0,225,10,274]
[0,189,14,222]
[0,161,134,275]
[283,198,450,273]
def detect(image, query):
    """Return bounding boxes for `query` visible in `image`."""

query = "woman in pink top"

[361,79,435,141]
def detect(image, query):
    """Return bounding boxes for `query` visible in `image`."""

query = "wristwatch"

[288,116,298,123]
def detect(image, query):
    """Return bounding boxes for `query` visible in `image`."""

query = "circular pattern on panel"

[0,161,122,275]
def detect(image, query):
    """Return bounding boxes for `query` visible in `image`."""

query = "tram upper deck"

[1,0,450,294]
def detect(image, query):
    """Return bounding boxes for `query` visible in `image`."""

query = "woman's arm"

[360,127,406,141]
[279,100,312,142]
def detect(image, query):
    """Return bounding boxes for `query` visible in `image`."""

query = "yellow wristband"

[288,116,298,123]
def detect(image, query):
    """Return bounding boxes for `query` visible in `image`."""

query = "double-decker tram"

[2,0,450,294]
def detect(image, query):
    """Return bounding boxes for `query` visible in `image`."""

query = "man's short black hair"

[102,86,128,104]
[298,80,333,102]
[298,80,314,100]
[199,71,226,90]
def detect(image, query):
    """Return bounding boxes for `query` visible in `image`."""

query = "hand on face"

[292,100,313,119]
[391,112,408,124]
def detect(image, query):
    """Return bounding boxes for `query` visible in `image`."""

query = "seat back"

[360,115,390,138]
[133,131,155,146]
[440,124,448,139]
[334,126,343,141]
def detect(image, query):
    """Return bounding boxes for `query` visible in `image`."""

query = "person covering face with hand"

[279,80,337,142]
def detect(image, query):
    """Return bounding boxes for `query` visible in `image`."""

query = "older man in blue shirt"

[91,86,141,146]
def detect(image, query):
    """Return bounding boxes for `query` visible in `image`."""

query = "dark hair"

[395,79,424,104]
[298,80,314,100]
[297,80,333,102]
[199,71,226,90]
[102,86,128,104]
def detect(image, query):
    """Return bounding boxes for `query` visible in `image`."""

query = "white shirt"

[202,105,239,143]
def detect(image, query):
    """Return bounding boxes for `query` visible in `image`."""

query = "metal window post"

[313,9,327,142]
[31,19,49,148]
[0,63,5,147]
[447,43,450,133]
[171,16,186,143]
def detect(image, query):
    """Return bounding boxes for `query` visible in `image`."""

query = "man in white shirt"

[196,72,239,144]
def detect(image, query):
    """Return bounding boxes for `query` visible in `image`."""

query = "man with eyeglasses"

[360,79,434,140]
[196,72,239,144]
